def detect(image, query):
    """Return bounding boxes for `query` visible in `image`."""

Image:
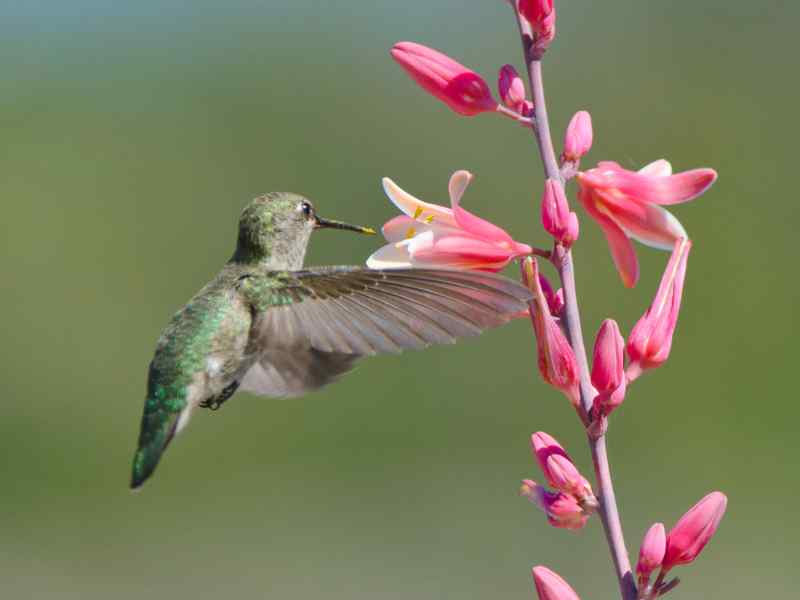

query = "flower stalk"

[511,6,638,600]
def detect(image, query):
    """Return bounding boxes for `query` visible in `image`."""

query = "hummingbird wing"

[239,267,531,397]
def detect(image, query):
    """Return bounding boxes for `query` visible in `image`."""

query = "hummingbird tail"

[130,403,184,490]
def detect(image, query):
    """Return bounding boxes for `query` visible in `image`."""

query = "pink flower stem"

[512,9,637,600]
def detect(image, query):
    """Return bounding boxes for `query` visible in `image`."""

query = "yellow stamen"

[413,206,424,220]
[424,215,435,224]
[405,226,417,239]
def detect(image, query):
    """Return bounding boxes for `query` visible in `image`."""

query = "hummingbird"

[131,192,532,489]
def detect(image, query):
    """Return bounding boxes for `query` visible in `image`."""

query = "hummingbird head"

[232,192,375,269]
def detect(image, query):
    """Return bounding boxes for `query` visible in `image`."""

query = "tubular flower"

[531,566,582,600]
[576,159,716,287]
[663,492,727,570]
[367,171,532,271]
[626,238,691,375]
[391,42,497,116]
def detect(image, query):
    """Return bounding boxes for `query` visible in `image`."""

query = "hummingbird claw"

[199,380,240,411]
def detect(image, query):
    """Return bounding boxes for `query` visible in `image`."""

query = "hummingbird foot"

[200,380,240,411]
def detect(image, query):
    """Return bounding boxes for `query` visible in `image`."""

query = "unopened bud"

[520,480,588,530]
[562,111,593,162]
[541,179,579,248]
[637,523,666,584]
[518,0,557,52]
[498,64,527,113]
[391,42,497,116]
[663,492,727,570]
[532,566,582,600]
[591,319,626,417]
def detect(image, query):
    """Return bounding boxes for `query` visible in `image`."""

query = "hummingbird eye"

[298,201,314,219]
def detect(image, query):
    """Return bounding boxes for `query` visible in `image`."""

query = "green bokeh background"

[1,1,796,598]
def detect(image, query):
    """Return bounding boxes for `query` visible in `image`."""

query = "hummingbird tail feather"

[130,403,186,490]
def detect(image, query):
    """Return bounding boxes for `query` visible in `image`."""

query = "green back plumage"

[131,269,249,488]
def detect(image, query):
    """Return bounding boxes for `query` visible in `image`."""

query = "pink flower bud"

[637,523,666,583]
[591,319,626,416]
[627,239,691,373]
[537,273,564,316]
[518,0,557,51]
[390,42,497,117]
[532,566,581,600]
[562,111,593,162]
[521,258,579,406]
[663,492,727,570]
[498,64,527,112]
[520,480,588,530]
[530,432,594,501]
[541,179,579,248]
[520,99,535,117]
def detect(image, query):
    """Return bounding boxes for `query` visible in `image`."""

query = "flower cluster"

[375,1,726,599]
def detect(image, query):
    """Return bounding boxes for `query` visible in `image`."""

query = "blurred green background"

[1,1,796,598]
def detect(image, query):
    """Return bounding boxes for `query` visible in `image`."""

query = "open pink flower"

[576,159,716,287]
[367,171,532,271]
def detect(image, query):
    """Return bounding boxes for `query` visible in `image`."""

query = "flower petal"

[602,168,718,206]
[381,214,460,243]
[638,159,672,177]
[410,232,513,271]
[365,241,414,269]
[580,189,639,287]
[382,177,457,227]
[608,199,688,251]
[448,170,513,243]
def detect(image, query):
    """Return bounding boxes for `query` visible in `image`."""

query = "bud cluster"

[520,432,597,530]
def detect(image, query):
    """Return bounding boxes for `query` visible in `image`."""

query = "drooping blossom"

[520,258,579,406]
[391,42,497,116]
[591,319,626,416]
[531,566,581,600]
[367,171,531,271]
[541,179,579,248]
[520,480,588,530]
[663,492,727,570]
[562,111,593,163]
[626,238,690,376]
[637,522,667,584]
[576,159,716,287]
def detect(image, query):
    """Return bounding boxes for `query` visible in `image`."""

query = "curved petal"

[381,214,460,243]
[601,196,688,251]
[638,159,672,177]
[448,170,513,243]
[580,189,639,288]
[603,168,718,206]
[366,242,414,269]
[382,177,457,227]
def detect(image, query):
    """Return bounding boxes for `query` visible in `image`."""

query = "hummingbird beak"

[314,216,376,235]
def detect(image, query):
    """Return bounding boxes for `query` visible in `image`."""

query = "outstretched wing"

[239,267,532,397]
